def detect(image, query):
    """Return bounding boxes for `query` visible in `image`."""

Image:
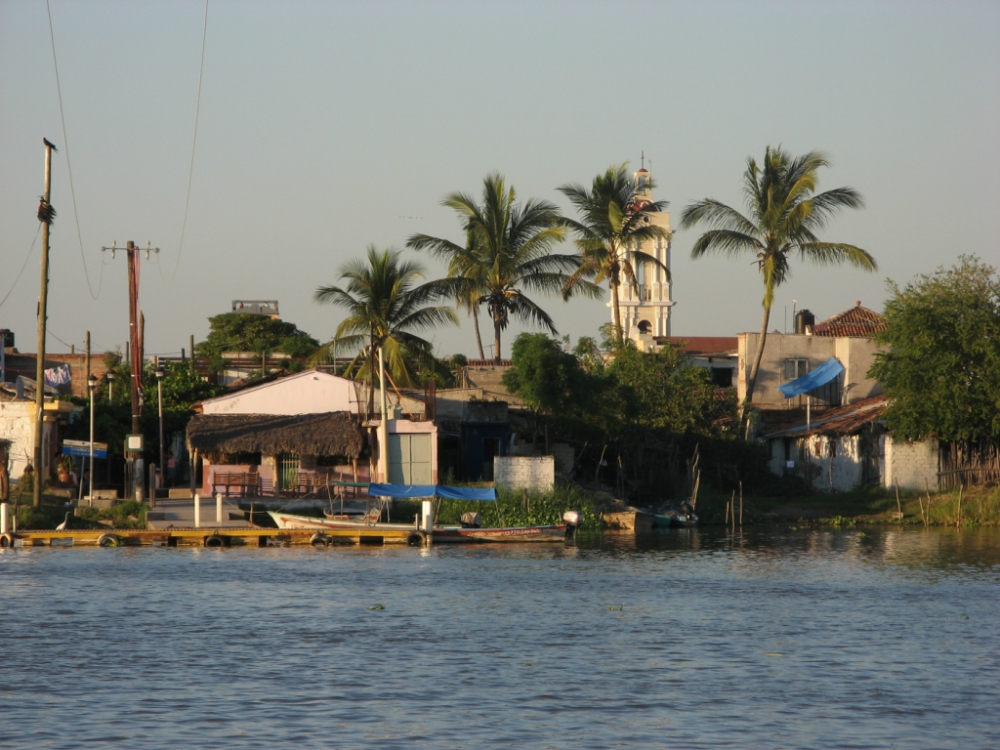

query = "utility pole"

[101,240,159,502]
[33,138,57,508]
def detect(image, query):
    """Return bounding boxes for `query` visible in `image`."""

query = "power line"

[0,224,40,308]
[46,0,98,300]
[171,0,210,284]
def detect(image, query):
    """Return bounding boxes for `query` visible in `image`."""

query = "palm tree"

[679,146,877,423]
[558,164,672,346]
[314,246,459,390]
[408,173,600,364]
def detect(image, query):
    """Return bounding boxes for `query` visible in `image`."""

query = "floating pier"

[0,526,424,549]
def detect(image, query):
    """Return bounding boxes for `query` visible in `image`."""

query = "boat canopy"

[368,483,498,501]
[778,357,844,398]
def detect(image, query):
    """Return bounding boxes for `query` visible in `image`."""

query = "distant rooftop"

[812,302,886,338]
[655,336,738,356]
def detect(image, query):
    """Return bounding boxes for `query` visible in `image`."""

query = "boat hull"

[432,524,567,543]
[268,511,415,533]
[268,512,567,543]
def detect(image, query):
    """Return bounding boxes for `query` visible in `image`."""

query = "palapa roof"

[812,303,886,338]
[186,411,365,460]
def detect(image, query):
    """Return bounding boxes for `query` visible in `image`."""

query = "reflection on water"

[1,528,997,749]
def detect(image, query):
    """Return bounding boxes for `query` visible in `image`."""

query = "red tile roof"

[812,304,886,338]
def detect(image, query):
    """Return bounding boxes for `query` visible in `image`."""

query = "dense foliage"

[195,312,318,373]
[869,256,1000,441]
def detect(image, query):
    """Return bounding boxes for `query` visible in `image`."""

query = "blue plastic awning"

[778,357,844,398]
[368,484,498,501]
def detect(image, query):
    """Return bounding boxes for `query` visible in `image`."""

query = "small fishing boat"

[267,484,581,543]
[652,502,699,528]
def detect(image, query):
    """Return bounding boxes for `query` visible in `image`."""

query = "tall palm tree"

[558,164,672,346]
[449,229,488,360]
[408,173,600,364]
[679,146,877,423]
[314,246,459,390]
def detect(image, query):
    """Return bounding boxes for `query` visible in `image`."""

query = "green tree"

[558,164,672,345]
[869,256,1000,441]
[314,246,459,388]
[679,146,876,423]
[195,313,319,376]
[408,173,600,364]
[606,343,735,439]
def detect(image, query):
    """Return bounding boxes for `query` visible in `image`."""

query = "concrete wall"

[739,332,885,408]
[884,436,939,491]
[494,455,554,491]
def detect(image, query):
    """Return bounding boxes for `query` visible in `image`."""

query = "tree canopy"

[408,173,600,363]
[195,313,318,372]
[558,164,671,345]
[869,256,1000,442]
[314,246,459,388]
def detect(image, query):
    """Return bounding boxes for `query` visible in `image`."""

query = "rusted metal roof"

[656,336,738,355]
[761,395,888,439]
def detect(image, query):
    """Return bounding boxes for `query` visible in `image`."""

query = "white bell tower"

[615,164,674,348]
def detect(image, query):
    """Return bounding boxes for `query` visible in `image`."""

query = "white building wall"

[0,401,34,479]
[494,456,554,491]
[884,436,939,491]
[771,434,869,493]
[200,370,365,415]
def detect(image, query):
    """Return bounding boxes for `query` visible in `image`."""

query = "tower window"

[637,320,652,334]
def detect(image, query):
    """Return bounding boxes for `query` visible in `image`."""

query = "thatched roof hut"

[186,411,365,461]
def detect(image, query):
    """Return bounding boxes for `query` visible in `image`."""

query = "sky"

[1,0,998,362]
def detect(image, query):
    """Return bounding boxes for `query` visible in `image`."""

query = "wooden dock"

[0,526,425,549]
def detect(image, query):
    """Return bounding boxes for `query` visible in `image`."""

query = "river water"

[1,528,997,749]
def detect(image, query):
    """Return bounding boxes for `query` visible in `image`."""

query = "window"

[786,358,809,379]
[710,367,733,388]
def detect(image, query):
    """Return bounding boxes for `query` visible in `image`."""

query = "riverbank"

[7,482,999,531]
[694,483,1000,527]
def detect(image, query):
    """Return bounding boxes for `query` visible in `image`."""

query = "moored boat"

[267,486,582,543]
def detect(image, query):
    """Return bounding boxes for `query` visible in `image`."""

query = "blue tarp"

[368,483,498,501]
[778,357,844,398]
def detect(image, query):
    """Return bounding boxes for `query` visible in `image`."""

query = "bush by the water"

[392,485,612,530]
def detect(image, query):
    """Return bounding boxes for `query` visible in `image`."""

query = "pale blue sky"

[1,0,998,359]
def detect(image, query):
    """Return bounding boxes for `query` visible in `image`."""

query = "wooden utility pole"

[101,240,159,502]
[33,139,57,508]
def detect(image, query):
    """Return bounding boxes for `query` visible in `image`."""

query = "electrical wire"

[46,0,98,300]
[171,0,210,284]
[0,224,41,308]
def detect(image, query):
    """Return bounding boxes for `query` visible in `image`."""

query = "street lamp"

[106,369,115,403]
[155,366,165,506]
[87,373,98,505]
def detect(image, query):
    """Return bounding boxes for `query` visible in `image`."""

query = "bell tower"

[615,163,674,347]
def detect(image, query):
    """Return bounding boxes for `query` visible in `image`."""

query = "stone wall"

[494,455,554,491]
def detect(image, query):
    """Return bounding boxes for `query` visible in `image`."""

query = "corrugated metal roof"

[761,395,888,438]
